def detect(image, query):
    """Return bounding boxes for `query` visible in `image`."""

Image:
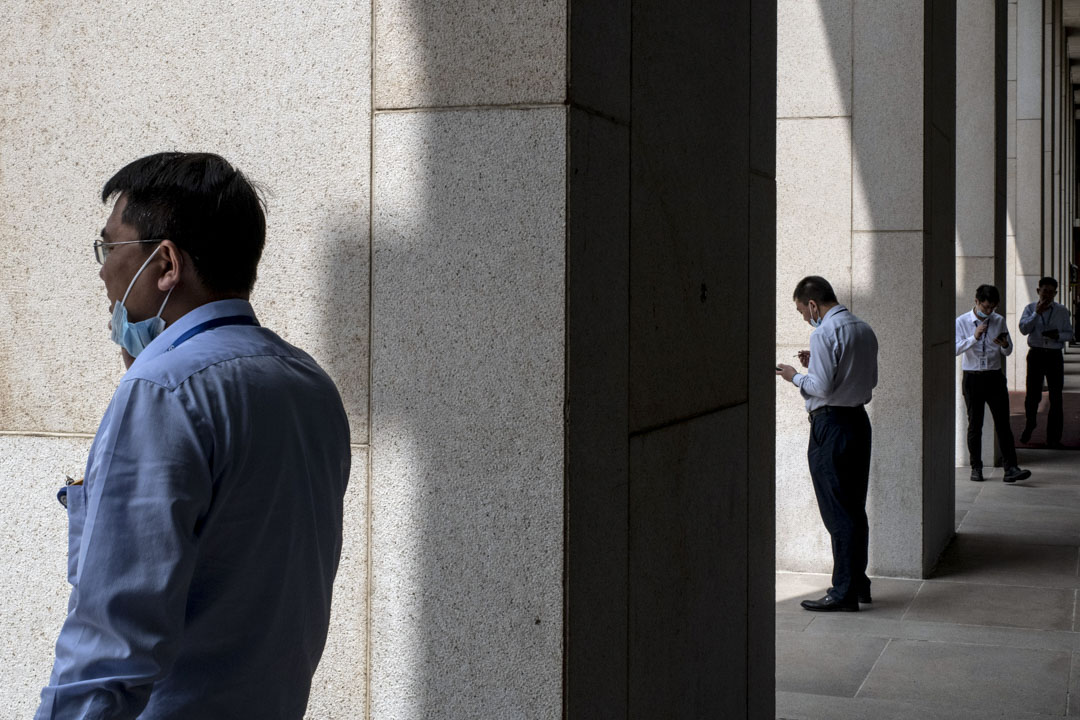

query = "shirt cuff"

[791,373,804,388]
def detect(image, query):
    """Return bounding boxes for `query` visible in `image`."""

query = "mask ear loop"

[154,285,175,319]
[119,244,163,307]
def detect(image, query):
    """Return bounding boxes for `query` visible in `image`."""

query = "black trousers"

[808,405,871,602]
[962,370,1017,468]
[1024,347,1065,444]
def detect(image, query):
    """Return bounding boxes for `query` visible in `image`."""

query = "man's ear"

[156,240,184,292]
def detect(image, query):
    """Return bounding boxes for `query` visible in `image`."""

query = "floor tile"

[856,639,1071,716]
[931,532,1080,588]
[902,581,1074,631]
[777,690,1056,720]
[775,631,887,697]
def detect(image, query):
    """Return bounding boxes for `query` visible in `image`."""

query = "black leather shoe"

[801,594,858,612]
[858,591,872,604]
[970,467,985,482]
[1020,425,1034,444]
[1048,441,1065,450]
[1003,466,1031,483]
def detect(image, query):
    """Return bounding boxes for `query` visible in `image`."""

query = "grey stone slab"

[370,107,565,720]
[776,630,888,697]
[568,0,629,122]
[777,0,852,119]
[857,639,1070,716]
[629,407,750,717]
[931,532,1080,588]
[747,171,776,720]
[806,614,1079,653]
[1,2,372,441]
[776,118,852,346]
[373,0,564,108]
[903,580,1074,631]
[1070,651,1080,716]
[956,0,996,259]
[778,690,1056,720]
[852,0,924,232]
[0,436,92,716]
[1016,119,1042,267]
[778,614,815,633]
[628,0,752,433]
[959,504,1080,545]
[565,108,630,719]
[1017,0,1042,119]
[306,448,369,718]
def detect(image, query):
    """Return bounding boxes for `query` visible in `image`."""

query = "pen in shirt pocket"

[57,475,84,508]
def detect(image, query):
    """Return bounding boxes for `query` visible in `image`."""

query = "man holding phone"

[1019,276,1075,448]
[776,276,878,612]
[956,284,1030,483]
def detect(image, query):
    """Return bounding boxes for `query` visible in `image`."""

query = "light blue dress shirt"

[792,305,879,412]
[1019,301,1075,349]
[37,299,351,720]
[955,310,1012,371]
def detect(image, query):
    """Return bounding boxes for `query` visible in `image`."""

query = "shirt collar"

[130,299,258,370]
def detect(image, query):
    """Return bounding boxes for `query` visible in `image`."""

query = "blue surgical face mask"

[110,245,174,358]
[809,304,822,328]
[974,308,989,320]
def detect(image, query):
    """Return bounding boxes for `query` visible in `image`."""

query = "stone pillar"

[777,0,955,579]
[955,0,1005,469]
[1009,0,1045,388]
[371,1,776,718]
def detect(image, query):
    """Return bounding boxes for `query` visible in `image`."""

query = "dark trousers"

[808,405,871,602]
[1024,347,1065,444]
[962,370,1017,468]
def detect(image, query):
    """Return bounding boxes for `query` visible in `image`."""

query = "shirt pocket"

[64,483,87,586]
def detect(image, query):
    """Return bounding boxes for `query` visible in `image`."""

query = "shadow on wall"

[367,104,565,717]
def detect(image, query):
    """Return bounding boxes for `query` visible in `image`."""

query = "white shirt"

[792,305,879,412]
[955,309,1012,371]
[1019,301,1074,349]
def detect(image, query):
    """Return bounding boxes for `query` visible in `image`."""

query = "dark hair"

[974,284,1000,304]
[102,152,266,295]
[793,276,838,305]
[1038,276,1058,289]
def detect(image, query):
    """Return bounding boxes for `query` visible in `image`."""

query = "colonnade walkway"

[776,351,1080,719]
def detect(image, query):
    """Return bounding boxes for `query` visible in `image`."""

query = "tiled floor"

[777,450,1080,719]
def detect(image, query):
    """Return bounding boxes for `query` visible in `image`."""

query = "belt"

[808,405,864,421]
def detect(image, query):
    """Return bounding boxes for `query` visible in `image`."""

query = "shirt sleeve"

[998,318,1013,357]
[955,316,978,356]
[36,380,212,720]
[1018,304,1037,335]
[793,328,835,398]
[1056,306,1074,342]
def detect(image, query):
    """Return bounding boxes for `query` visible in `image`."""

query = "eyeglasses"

[93,239,165,265]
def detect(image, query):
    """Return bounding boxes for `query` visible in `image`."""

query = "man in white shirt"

[955,284,1031,483]
[776,276,877,613]
[1019,276,1075,448]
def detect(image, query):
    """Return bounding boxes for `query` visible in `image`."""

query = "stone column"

[371,1,776,718]
[777,0,955,579]
[1009,0,1045,388]
[955,0,1005,470]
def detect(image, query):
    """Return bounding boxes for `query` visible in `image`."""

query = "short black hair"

[102,152,266,295]
[1038,276,1058,289]
[793,276,838,305]
[974,284,1000,304]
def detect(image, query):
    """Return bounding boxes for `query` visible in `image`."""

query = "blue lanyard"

[167,315,258,351]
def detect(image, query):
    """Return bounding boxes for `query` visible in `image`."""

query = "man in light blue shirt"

[955,284,1030,483]
[776,276,877,613]
[36,153,351,719]
[1018,276,1075,447]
